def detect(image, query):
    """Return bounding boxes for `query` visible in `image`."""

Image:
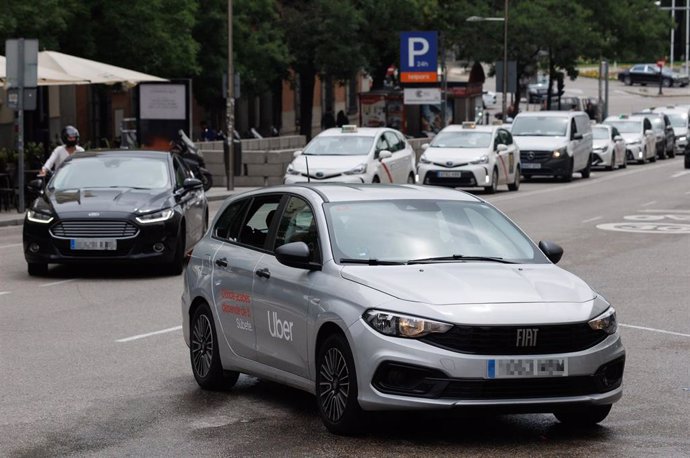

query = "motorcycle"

[171,130,213,191]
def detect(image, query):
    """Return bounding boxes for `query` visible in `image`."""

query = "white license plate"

[70,239,117,250]
[521,163,541,169]
[437,171,464,178]
[487,358,568,379]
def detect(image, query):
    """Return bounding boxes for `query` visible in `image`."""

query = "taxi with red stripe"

[418,122,521,193]
[284,125,416,184]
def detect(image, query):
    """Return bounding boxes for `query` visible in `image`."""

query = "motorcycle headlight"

[419,154,431,164]
[26,209,54,224]
[470,155,489,165]
[588,307,618,335]
[135,209,174,224]
[343,163,367,175]
[286,163,301,175]
[364,310,452,338]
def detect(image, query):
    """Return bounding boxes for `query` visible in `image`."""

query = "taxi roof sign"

[462,122,476,129]
[341,125,358,133]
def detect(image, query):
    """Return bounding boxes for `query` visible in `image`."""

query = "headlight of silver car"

[588,307,617,335]
[364,310,452,338]
[470,155,489,165]
[26,209,54,224]
[135,209,174,224]
[419,154,431,164]
[343,163,367,175]
[286,163,301,175]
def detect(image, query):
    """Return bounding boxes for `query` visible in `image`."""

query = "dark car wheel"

[191,302,239,390]
[508,167,520,191]
[27,262,48,276]
[623,76,632,86]
[554,404,612,426]
[484,168,499,194]
[560,158,574,182]
[407,173,415,184]
[663,78,672,88]
[580,154,592,178]
[316,333,363,435]
[605,152,615,171]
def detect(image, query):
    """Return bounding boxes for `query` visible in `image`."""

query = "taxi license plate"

[437,171,464,178]
[70,239,117,250]
[521,163,541,169]
[487,358,567,379]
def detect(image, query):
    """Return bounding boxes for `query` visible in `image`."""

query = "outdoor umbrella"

[38,51,167,86]
[0,55,89,86]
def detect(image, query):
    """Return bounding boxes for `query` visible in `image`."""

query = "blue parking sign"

[400,31,438,83]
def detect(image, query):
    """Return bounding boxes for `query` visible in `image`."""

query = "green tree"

[0,0,75,50]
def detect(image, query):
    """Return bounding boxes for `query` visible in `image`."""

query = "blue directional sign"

[400,31,438,83]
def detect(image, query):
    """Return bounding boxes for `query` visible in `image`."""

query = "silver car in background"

[182,184,625,435]
[591,124,627,170]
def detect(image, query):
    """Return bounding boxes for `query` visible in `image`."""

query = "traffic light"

[556,72,565,97]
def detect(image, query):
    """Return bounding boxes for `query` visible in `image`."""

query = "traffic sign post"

[400,32,438,83]
[657,59,665,95]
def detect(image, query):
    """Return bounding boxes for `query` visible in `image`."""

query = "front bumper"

[348,318,625,411]
[675,137,687,154]
[591,148,613,167]
[418,164,490,188]
[625,144,644,161]
[519,153,570,177]
[283,174,365,184]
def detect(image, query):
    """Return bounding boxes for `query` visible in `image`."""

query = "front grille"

[520,151,552,162]
[51,220,139,239]
[424,170,476,187]
[420,323,608,355]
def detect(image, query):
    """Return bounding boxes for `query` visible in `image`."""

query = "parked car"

[511,111,593,181]
[284,125,416,184]
[527,74,555,103]
[592,124,627,170]
[182,183,625,434]
[541,95,584,112]
[633,111,675,159]
[602,115,657,164]
[417,122,521,193]
[651,106,689,155]
[483,90,497,106]
[23,150,208,276]
[617,64,689,88]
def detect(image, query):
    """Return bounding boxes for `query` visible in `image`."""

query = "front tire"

[27,262,48,276]
[623,76,632,86]
[407,173,415,184]
[580,154,592,178]
[190,303,239,390]
[554,404,612,426]
[484,168,499,194]
[605,152,615,171]
[316,333,362,435]
[372,175,380,183]
[560,158,574,182]
[508,167,520,191]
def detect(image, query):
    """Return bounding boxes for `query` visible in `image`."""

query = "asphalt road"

[1,80,689,457]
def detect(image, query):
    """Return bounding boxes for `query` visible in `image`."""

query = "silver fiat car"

[182,184,625,435]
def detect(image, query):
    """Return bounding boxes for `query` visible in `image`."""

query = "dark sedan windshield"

[51,156,170,190]
[325,199,546,264]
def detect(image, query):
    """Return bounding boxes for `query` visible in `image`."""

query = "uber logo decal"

[516,328,538,347]
[268,311,294,341]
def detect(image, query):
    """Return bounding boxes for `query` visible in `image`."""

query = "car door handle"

[255,268,271,279]
[215,257,228,268]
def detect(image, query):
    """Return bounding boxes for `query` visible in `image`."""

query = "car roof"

[315,127,392,138]
[244,183,483,204]
[71,149,170,160]
[438,124,498,133]
[651,106,688,115]
[515,111,586,118]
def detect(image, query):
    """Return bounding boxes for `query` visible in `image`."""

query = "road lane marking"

[40,279,76,287]
[582,216,603,223]
[116,325,182,343]
[640,209,690,213]
[621,324,690,338]
[0,292,10,296]
[641,201,657,207]
[0,243,22,249]
[671,171,690,178]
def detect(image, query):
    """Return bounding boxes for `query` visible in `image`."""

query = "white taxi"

[283,126,416,184]
[602,115,657,164]
[417,122,520,193]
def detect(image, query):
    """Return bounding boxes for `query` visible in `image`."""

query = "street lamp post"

[467,0,509,120]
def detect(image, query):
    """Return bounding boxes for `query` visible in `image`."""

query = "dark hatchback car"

[618,64,689,88]
[23,150,208,276]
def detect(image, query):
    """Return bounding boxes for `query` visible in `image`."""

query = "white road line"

[40,279,76,287]
[116,325,182,343]
[0,292,11,296]
[671,170,690,178]
[641,201,657,207]
[0,243,22,249]
[640,209,690,213]
[620,324,690,338]
[582,216,603,223]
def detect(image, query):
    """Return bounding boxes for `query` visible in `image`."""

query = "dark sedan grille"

[50,220,139,239]
[420,323,608,355]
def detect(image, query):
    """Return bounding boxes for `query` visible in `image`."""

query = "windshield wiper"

[339,258,406,265]
[406,255,515,264]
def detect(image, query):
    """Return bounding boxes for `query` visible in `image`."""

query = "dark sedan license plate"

[70,238,117,250]
[487,358,568,379]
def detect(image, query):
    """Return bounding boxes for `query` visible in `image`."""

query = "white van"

[510,111,593,181]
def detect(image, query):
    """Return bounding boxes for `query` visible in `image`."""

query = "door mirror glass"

[378,150,392,160]
[496,144,508,152]
[275,242,319,270]
[183,177,203,190]
[293,150,303,158]
[538,240,563,264]
[572,132,583,140]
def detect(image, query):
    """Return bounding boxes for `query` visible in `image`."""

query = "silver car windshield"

[430,131,492,148]
[303,136,374,156]
[510,117,568,136]
[325,200,546,264]
[666,113,687,127]
[51,156,170,190]
[592,127,609,140]
[604,121,639,133]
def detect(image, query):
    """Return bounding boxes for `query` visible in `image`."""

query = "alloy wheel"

[191,313,214,378]
[318,347,350,423]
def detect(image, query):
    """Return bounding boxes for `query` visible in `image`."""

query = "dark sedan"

[23,150,208,276]
[618,63,689,88]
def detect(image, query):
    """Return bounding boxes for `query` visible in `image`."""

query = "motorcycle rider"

[39,125,84,176]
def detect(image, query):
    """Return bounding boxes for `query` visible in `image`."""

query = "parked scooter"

[171,130,213,191]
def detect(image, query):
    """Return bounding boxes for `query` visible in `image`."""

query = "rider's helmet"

[61,125,80,147]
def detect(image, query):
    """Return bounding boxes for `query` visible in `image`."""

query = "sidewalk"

[0,186,258,228]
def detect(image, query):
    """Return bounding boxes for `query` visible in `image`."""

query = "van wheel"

[620,154,627,169]
[560,158,574,182]
[484,168,498,194]
[508,167,520,191]
[580,155,592,178]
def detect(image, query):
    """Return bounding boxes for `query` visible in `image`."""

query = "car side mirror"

[293,150,303,158]
[378,150,392,160]
[614,135,623,141]
[572,132,583,140]
[183,177,203,190]
[421,143,430,150]
[539,240,564,264]
[496,144,508,152]
[27,178,45,193]
[275,242,321,270]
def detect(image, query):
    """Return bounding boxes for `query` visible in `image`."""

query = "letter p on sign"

[408,38,429,67]
[400,31,438,83]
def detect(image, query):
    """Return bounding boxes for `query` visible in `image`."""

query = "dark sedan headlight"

[364,310,452,338]
[588,307,617,335]
[26,209,54,224]
[135,209,174,224]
